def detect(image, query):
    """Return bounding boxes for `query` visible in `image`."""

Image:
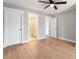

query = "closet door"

[49,17,57,38]
[4,7,23,47]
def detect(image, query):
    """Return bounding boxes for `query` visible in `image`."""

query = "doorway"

[28,12,39,41]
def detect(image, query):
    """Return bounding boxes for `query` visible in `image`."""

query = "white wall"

[57,9,76,41]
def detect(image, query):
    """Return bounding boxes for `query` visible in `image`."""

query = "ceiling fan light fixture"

[38,0,67,9]
[50,4,54,7]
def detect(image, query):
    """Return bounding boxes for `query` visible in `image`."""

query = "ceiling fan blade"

[38,1,49,3]
[49,0,54,3]
[54,5,58,9]
[55,1,67,4]
[49,0,52,2]
[44,5,50,9]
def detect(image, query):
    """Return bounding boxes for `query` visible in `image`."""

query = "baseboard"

[3,42,22,48]
[49,36,76,43]
[38,36,47,40]
[22,40,29,43]
[57,37,76,43]
[4,37,47,48]
[3,45,7,48]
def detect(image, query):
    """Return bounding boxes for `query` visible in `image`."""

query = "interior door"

[4,7,23,47]
[49,17,57,38]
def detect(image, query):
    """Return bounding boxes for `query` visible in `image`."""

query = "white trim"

[49,36,76,43]
[22,40,29,43]
[57,37,76,43]
[3,45,7,48]
[21,11,24,43]
[38,36,47,40]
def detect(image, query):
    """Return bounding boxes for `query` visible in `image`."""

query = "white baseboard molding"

[3,42,23,48]
[5,36,76,48]
[22,40,29,43]
[57,37,76,43]
[49,36,76,43]
[3,45,7,48]
[38,36,47,40]
[22,37,47,44]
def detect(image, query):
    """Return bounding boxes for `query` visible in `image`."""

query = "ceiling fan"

[38,0,67,10]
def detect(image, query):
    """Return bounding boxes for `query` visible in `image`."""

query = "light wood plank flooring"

[3,38,76,59]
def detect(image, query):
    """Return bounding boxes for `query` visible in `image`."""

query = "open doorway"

[28,12,39,41]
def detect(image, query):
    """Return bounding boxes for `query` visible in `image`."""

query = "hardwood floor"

[3,38,76,59]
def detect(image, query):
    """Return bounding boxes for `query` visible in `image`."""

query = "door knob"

[19,28,22,31]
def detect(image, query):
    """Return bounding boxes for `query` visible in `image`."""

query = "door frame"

[45,16,50,37]
[28,12,39,42]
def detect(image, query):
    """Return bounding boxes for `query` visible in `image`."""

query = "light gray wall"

[57,9,76,41]
[3,2,52,42]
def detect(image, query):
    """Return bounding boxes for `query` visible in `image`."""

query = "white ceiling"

[3,0,76,15]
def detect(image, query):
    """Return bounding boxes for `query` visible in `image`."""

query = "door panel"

[49,17,57,38]
[4,8,23,47]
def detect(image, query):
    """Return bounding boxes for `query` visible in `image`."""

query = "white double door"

[4,7,24,47]
[49,17,57,38]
